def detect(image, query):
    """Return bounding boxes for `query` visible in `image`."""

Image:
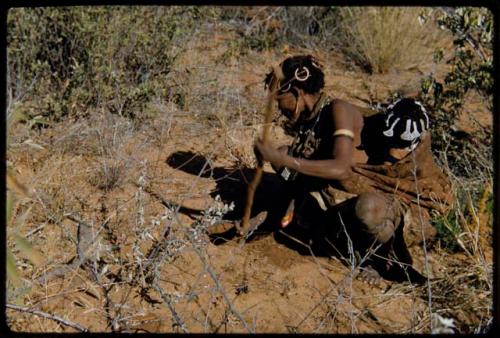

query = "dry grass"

[414,148,493,333]
[337,7,448,73]
[88,160,126,191]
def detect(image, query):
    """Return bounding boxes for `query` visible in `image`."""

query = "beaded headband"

[382,98,429,143]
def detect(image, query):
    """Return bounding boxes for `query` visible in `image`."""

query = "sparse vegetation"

[416,7,493,280]
[335,7,447,73]
[6,6,492,334]
[88,160,126,191]
[7,6,207,122]
[419,7,493,179]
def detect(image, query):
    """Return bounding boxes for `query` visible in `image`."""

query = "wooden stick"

[239,93,275,236]
[6,303,89,332]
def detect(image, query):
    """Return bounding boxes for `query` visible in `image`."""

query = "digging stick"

[238,93,275,236]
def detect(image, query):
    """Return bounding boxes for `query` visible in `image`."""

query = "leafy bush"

[7,6,204,123]
[416,8,493,255]
[418,7,493,179]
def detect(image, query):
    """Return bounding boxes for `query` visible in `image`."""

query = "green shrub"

[7,6,203,123]
[418,7,493,179]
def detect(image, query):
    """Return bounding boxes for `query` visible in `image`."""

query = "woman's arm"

[255,99,360,181]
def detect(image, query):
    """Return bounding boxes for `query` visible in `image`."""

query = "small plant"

[433,181,493,256]
[432,211,461,252]
[88,161,126,192]
[200,194,235,227]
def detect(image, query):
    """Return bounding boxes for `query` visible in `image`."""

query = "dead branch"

[85,259,120,332]
[6,303,89,332]
[190,243,255,333]
[152,282,189,333]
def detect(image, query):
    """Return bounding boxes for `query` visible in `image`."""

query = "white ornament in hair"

[386,98,400,112]
[311,60,321,69]
[295,67,310,81]
[415,100,429,128]
[383,117,400,137]
[280,82,292,93]
[419,118,426,132]
[400,120,421,141]
[385,112,394,127]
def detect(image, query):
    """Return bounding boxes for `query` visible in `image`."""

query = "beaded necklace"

[280,93,332,181]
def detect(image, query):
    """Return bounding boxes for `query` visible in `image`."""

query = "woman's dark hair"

[265,55,325,94]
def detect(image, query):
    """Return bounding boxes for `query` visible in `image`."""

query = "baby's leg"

[354,192,403,246]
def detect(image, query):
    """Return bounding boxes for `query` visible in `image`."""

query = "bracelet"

[293,158,301,169]
[333,129,355,139]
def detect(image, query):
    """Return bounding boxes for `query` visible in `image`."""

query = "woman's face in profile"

[276,90,300,123]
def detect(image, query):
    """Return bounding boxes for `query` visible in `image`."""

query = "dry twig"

[6,303,89,332]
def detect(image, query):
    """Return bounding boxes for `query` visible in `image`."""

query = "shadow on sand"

[166,150,311,249]
[166,150,427,284]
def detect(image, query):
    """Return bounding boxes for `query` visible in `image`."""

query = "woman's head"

[264,55,325,122]
[382,98,430,149]
[264,55,325,95]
